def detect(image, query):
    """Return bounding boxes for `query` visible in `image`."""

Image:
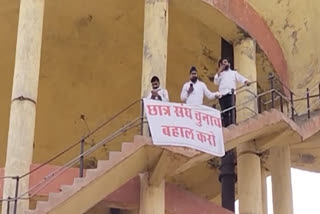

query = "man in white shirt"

[181,66,220,105]
[148,76,169,102]
[213,58,250,126]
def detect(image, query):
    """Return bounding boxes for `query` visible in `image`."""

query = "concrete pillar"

[139,173,165,214]
[1,0,45,213]
[234,38,257,122]
[270,145,294,214]
[141,0,168,97]
[261,166,268,214]
[237,142,263,214]
[140,0,168,136]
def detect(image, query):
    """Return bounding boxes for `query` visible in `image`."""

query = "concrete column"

[270,145,294,214]
[237,142,263,214]
[140,0,168,136]
[141,0,168,97]
[261,166,268,214]
[234,38,257,122]
[139,173,165,214]
[1,0,45,213]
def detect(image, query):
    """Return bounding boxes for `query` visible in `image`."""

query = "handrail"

[293,93,320,102]
[220,89,276,114]
[269,73,295,95]
[237,88,257,98]
[0,116,144,202]
[0,72,319,211]
[293,82,320,98]
[18,98,142,179]
[204,81,257,107]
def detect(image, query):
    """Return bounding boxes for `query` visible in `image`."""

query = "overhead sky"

[235,169,320,214]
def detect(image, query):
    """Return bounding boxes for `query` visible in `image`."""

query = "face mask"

[224,65,230,71]
[152,85,159,90]
[191,77,198,83]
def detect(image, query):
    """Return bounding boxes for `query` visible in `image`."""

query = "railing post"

[307,88,310,119]
[280,96,284,113]
[269,73,275,108]
[7,197,11,214]
[79,139,85,178]
[13,177,19,214]
[290,92,295,121]
[257,96,262,114]
[231,89,236,124]
[140,99,144,136]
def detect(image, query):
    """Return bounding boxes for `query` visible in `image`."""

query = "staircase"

[20,110,320,213]
[24,139,149,214]
[23,134,198,214]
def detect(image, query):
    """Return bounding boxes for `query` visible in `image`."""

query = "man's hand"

[151,90,159,96]
[218,64,226,72]
[187,86,194,95]
[215,92,221,99]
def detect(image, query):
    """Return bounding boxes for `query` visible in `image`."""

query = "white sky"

[235,169,320,214]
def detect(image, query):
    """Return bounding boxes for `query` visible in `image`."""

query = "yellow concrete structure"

[270,145,294,214]
[261,166,268,214]
[139,173,165,214]
[234,37,257,122]
[141,0,168,97]
[2,0,45,213]
[0,0,320,213]
[237,142,263,214]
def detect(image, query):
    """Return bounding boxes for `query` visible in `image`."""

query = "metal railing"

[0,99,145,214]
[269,73,320,120]
[0,74,319,214]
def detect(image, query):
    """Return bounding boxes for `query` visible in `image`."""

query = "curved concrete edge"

[173,109,319,174]
[299,112,320,140]
[202,0,289,88]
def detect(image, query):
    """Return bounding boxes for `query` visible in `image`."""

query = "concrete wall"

[247,0,320,96]
[0,0,318,168]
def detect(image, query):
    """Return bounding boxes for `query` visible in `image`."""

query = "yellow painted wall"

[0,0,224,167]
[1,0,317,170]
[247,0,320,101]
[0,0,19,166]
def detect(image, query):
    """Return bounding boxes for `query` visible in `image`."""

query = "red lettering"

[161,125,195,140]
[196,131,216,147]
[147,104,171,116]
[173,105,193,119]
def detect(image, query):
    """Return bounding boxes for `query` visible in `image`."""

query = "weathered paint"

[139,173,165,214]
[2,0,45,213]
[245,0,320,103]
[0,0,285,168]
[202,0,288,88]
[141,0,168,97]
[106,176,233,214]
[237,142,263,214]
[234,37,258,121]
[270,145,294,214]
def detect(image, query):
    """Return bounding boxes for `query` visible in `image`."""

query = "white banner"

[143,98,225,157]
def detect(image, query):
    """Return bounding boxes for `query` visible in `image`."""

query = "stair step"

[36,201,48,210]
[121,142,135,152]
[85,169,101,179]
[109,151,122,160]
[97,160,111,169]
[23,139,148,214]
[73,177,84,186]
[48,192,61,203]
